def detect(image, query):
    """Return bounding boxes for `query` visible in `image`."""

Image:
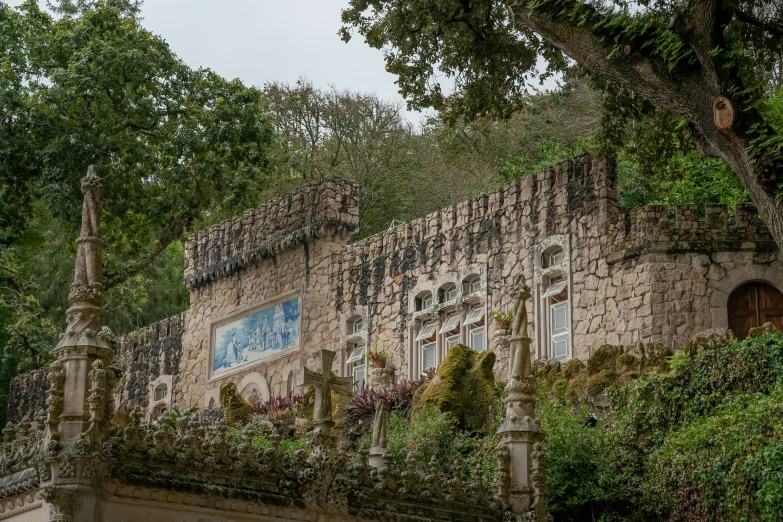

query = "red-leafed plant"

[343,369,434,427]
[248,392,304,415]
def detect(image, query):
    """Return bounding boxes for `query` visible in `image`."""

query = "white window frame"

[421,341,437,371]
[441,284,458,303]
[415,321,437,341]
[464,306,485,326]
[463,276,481,295]
[445,333,461,350]
[470,326,486,352]
[439,313,460,334]
[154,384,168,402]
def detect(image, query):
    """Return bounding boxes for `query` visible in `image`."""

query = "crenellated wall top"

[183,177,360,289]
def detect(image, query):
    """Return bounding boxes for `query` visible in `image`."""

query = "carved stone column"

[496,275,548,521]
[40,166,119,522]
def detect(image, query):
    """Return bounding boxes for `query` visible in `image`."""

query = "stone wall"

[10,153,783,419]
[112,312,186,413]
[177,176,361,409]
[7,313,185,424]
[6,368,48,425]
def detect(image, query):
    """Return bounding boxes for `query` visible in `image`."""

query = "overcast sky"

[9,0,433,121]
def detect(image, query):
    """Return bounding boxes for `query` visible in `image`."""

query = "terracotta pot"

[371,358,387,369]
[495,319,511,330]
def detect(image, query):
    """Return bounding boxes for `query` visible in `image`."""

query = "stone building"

[9,153,783,419]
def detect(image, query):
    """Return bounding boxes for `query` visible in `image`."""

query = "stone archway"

[709,264,783,330]
[728,282,783,340]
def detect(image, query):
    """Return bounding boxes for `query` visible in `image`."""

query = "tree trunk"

[510,3,783,248]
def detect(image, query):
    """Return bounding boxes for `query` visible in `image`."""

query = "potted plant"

[367,344,389,369]
[491,310,513,330]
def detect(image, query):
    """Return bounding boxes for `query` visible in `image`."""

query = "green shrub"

[641,382,783,521]
[359,407,497,482]
[539,396,639,520]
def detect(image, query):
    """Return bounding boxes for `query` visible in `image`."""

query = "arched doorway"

[728,282,783,340]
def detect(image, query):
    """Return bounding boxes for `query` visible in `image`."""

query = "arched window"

[728,282,783,340]
[543,246,564,268]
[463,275,481,295]
[439,283,458,304]
[153,383,168,402]
[415,291,433,311]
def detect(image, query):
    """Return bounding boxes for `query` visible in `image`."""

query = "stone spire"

[39,166,119,521]
[496,274,548,521]
[368,398,390,472]
[56,165,112,352]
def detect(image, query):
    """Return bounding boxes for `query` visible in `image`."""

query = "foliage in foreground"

[539,331,783,521]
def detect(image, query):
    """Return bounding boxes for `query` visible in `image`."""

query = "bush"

[641,382,783,521]
[539,396,639,520]
[356,407,497,483]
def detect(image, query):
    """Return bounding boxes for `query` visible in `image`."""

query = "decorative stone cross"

[294,349,352,428]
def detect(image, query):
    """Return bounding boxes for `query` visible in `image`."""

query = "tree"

[341,1,783,245]
[264,79,419,237]
[0,0,276,288]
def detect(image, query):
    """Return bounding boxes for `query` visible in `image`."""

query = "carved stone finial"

[57,165,111,351]
[496,273,548,521]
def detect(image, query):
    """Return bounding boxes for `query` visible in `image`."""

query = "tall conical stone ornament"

[41,166,119,522]
[496,274,549,521]
[56,165,111,353]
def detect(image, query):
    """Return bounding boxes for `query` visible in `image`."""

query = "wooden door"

[728,282,783,340]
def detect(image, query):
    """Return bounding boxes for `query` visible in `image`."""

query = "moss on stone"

[586,345,623,376]
[682,328,736,356]
[219,382,255,426]
[586,370,619,393]
[411,345,497,434]
[562,359,585,379]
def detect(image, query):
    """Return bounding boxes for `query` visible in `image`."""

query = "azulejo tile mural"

[211,294,301,376]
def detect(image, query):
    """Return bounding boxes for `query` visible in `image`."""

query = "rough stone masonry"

[9,153,783,419]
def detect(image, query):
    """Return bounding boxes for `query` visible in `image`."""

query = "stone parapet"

[183,177,360,289]
[607,202,775,264]
[329,153,617,308]
[6,312,187,424]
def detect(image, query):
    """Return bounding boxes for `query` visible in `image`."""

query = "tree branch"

[735,9,783,38]
[103,213,196,290]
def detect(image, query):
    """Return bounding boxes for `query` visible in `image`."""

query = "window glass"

[542,279,567,298]
[439,313,460,334]
[154,385,167,401]
[549,248,564,266]
[347,342,366,364]
[415,321,437,341]
[353,364,366,389]
[445,334,461,350]
[422,294,433,308]
[422,342,436,370]
[552,335,568,359]
[440,284,457,302]
[464,277,481,294]
[551,302,569,334]
[464,306,485,326]
[352,318,364,333]
[470,327,486,351]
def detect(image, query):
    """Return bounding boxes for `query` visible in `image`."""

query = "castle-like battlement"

[611,202,774,259]
[114,312,186,358]
[342,153,616,259]
[183,177,360,289]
